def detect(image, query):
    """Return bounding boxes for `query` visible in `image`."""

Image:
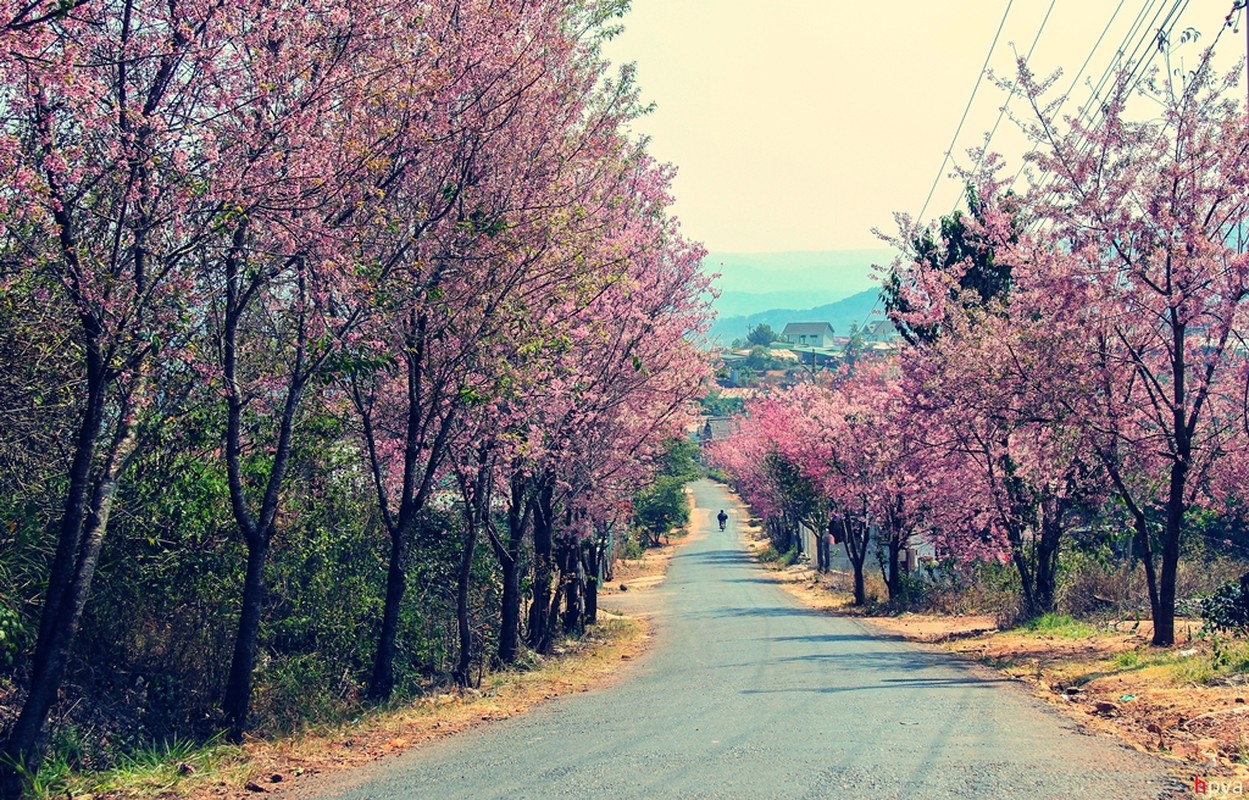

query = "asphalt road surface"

[308,479,1181,799]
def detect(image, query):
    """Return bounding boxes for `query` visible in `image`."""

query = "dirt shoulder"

[742,529,1246,790]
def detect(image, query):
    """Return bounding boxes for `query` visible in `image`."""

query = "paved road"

[309,480,1180,799]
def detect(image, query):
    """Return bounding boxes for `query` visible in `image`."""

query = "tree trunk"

[527,483,555,654]
[495,478,528,665]
[842,516,869,606]
[2,477,111,799]
[2,366,139,800]
[1010,536,1038,620]
[1,384,101,798]
[28,362,105,672]
[583,539,600,626]
[498,548,521,664]
[223,535,269,742]
[1155,458,1188,646]
[368,527,409,700]
[561,541,584,635]
[453,522,479,687]
[1033,499,1063,617]
[886,537,902,603]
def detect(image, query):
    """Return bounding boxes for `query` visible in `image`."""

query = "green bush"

[619,530,646,561]
[890,572,930,610]
[908,558,1021,619]
[1201,574,1249,635]
[633,475,689,546]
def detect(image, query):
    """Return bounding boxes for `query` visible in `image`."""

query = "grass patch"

[755,545,798,566]
[1170,639,1249,686]
[27,736,246,800]
[1111,648,1144,670]
[1015,613,1096,639]
[1081,638,1249,688]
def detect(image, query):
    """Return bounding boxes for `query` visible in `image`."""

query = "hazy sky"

[603,1,1248,253]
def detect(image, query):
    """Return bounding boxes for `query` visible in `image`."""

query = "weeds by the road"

[29,618,647,800]
[1015,613,1096,639]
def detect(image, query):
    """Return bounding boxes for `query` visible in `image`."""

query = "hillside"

[706,249,893,322]
[709,286,886,345]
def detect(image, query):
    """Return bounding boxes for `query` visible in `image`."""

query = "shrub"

[905,558,1019,618]
[632,476,689,547]
[1201,573,1249,635]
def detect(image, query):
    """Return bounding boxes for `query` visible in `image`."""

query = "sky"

[602,0,1249,254]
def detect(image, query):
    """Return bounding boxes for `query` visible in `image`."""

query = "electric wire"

[870,0,1202,345]
[959,0,1058,212]
[846,1,1018,344]
[1006,0,1129,189]
[1022,0,1168,195]
[1032,0,1189,203]
[915,0,1014,225]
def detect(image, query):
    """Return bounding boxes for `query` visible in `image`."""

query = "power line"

[1122,0,1192,97]
[848,1,1017,346]
[916,0,1014,224]
[1022,0,1166,194]
[871,0,1196,345]
[1031,0,1185,201]
[1006,0,1130,189]
[959,0,1058,215]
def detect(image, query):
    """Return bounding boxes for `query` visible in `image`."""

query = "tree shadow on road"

[690,605,826,619]
[677,549,756,566]
[739,673,1007,694]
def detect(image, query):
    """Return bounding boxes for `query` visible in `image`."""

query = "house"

[780,322,835,348]
[862,319,897,342]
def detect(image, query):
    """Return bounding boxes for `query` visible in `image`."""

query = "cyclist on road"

[717,509,728,531]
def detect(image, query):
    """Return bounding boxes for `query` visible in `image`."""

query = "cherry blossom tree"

[515,157,712,650]
[0,0,264,783]
[340,0,677,694]
[1002,50,1249,643]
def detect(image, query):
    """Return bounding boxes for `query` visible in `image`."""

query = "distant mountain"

[709,287,887,345]
[715,289,846,319]
[704,249,894,321]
